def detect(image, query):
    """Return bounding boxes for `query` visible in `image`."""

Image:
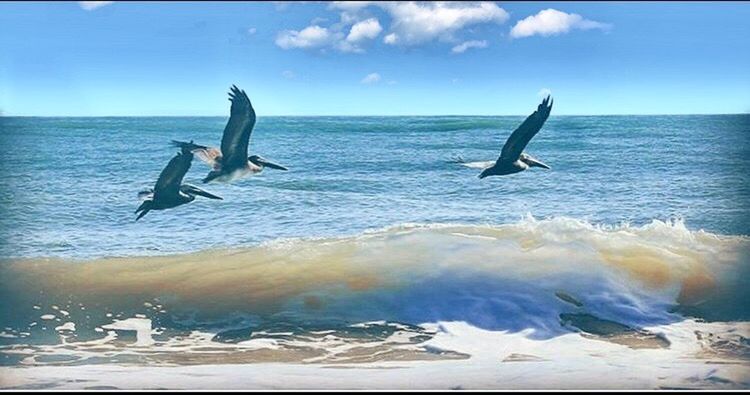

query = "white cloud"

[247,27,257,35]
[361,73,381,84]
[333,18,383,53]
[282,70,296,79]
[78,1,113,11]
[328,1,374,26]
[277,1,509,53]
[380,2,509,46]
[451,39,488,53]
[346,18,382,43]
[510,9,611,39]
[275,25,334,49]
[276,18,381,53]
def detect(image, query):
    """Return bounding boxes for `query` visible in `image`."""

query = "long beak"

[184,185,223,200]
[250,156,288,171]
[263,161,288,171]
[526,156,551,169]
[193,189,223,200]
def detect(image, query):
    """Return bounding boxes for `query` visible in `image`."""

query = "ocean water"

[0,115,749,389]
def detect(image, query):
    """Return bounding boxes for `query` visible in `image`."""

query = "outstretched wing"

[220,85,256,168]
[499,96,553,162]
[171,140,222,170]
[154,151,193,198]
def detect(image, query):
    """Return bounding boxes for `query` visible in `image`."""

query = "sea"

[0,114,748,389]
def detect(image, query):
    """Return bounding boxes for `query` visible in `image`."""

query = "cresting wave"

[1,216,748,338]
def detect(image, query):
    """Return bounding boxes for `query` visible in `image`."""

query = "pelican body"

[476,96,554,179]
[171,85,287,184]
[478,153,550,178]
[135,147,223,221]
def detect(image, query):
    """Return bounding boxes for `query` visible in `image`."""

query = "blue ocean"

[0,115,748,389]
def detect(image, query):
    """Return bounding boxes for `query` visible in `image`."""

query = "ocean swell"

[0,216,747,346]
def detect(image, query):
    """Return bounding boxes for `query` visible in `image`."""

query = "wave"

[1,216,747,341]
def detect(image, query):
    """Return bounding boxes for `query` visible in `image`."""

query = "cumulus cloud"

[276,16,382,53]
[346,18,382,43]
[78,1,113,11]
[278,1,509,53]
[510,9,611,39]
[383,33,398,44]
[361,73,381,84]
[451,39,488,53]
[275,25,334,49]
[380,2,509,46]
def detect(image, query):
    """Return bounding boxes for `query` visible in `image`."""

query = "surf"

[1,216,747,336]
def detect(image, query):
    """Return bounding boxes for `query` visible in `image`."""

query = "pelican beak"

[250,155,288,171]
[526,156,551,169]
[192,189,223,200]
[184,185,223,200]
[262,160,288,171]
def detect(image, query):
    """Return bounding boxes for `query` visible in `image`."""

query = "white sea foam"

[101,318,154,347]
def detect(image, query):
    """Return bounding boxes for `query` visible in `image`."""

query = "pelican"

[135,147,223,221]
[454,96,553,178]
[171,85,287,184]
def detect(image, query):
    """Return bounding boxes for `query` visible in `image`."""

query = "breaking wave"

[1,216,747,340]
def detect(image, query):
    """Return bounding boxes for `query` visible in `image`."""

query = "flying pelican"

[135,147,223,221]
[171,85,287,184]
[453,96,553,178]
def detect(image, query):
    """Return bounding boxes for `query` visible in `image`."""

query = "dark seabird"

[171,85,287,184]
[135,147,223,221]
[452,96,553,179]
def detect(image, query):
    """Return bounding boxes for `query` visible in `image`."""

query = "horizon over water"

[6,112,750,117]
[0,114,749,389]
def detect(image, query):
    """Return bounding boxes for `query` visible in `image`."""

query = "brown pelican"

[135,147,223,221]
[452,96,553,178]
[171,85,287,184]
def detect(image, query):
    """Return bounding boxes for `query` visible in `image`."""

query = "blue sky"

[1,1,749,116]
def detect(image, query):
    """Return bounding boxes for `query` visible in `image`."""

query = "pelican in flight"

[452,96,553,178]
[135,147,223,221]
[171,85,287,184]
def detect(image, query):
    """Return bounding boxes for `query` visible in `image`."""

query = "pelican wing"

[193,146,222,170]
[499,96,553,162]
[154,151,193,199]
[171,140,223,170]
[220,85,256,168]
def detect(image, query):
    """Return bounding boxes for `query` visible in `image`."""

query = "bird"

[135,146,223,221]
[455,96,553,179]
[171,85,287,184]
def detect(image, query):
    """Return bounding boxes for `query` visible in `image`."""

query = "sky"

[1,1,749,116]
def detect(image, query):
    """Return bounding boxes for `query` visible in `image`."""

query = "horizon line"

[2,112,748,118]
